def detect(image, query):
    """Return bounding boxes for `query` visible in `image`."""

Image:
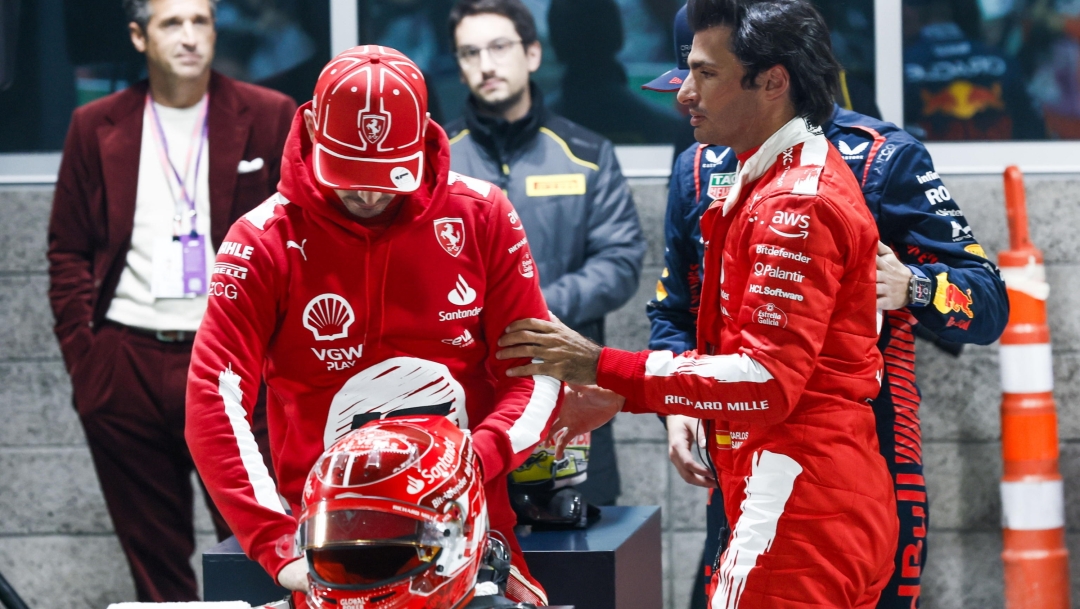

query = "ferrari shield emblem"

[434,218,466,257]
[359,113,388,145]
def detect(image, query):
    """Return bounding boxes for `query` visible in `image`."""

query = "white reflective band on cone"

[1001,479,1065,530]
[1000,263,1050,301]
[999,343,1054,393]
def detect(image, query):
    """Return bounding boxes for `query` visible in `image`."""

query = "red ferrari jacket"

[597,118,896,594]
[186,106,562,580]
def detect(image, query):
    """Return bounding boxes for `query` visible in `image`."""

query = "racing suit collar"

[735,146,760,165]
[723,116,824,216]
[278,102,451,240]
[463,80,547,163]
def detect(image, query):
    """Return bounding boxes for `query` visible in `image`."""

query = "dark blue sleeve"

[647,147,700,353]
[875,142,1009,344]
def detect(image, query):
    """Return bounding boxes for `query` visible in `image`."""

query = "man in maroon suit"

[46,0,295,601]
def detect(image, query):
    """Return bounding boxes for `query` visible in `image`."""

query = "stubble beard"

[475,82,527,117]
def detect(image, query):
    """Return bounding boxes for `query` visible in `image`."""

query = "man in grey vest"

[445,0,645,508]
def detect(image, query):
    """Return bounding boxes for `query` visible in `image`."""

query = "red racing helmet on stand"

[298,415,487,609]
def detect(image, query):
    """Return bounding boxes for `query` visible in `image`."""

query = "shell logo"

[303,293,355,341]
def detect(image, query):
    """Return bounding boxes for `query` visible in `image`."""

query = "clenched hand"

[877,241,913,310]
[548,384,626,457]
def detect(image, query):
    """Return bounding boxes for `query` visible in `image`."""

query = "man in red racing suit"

[497,3,898,605]
[595,117,899,609]
[185,46,557,605]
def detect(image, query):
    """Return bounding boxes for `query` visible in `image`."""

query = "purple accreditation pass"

[179,234,207,296]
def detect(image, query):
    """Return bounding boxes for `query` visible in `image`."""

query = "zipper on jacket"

[362,234,371,349]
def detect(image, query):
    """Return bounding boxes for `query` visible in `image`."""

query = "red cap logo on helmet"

[310,46,429,194]
[299,415,486,609]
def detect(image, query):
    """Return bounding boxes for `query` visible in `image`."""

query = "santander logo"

[303,294,355,341]
[406,476,425,495]
[448,275,477,306]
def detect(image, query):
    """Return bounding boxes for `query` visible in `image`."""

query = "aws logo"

[768,210,810,239]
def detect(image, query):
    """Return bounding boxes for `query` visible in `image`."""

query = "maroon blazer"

[47,72,297,376]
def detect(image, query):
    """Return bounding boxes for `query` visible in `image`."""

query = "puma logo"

[287,239,308,261]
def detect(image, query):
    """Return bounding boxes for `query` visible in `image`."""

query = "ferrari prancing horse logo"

[434,218,465,257]
[360,113,387,145]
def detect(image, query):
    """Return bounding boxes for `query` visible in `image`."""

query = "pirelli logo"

[213,262,248,280]
[525,173,587,197]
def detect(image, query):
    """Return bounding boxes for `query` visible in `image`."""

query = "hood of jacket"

[278,101,452,240]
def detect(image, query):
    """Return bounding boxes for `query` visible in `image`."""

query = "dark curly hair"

[686,0,840,126]
[448,0,539,51]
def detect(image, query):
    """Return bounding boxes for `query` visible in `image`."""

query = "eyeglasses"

[455,39,523,67]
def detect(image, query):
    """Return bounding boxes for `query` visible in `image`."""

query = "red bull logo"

[921,80,1004,120]
[946,317,971,330]
[933,272,974,318]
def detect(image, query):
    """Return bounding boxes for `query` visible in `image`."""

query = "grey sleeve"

[541,140,646,331]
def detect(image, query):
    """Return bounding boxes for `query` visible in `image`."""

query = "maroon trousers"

[73,322,269,602]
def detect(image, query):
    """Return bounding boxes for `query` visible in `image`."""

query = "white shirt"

[105,97,216,331]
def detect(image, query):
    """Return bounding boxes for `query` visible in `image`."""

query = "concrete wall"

[1,175,1078,609]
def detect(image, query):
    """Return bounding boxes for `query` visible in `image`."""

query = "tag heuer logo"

[707,172,736,201]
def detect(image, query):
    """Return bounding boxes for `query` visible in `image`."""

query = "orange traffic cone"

[998,166,1069,609]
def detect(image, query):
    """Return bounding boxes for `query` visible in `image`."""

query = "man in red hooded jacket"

[185,45,558,605]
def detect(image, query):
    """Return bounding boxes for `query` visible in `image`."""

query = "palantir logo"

[303,293,355,341]
[448,275,477,306]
